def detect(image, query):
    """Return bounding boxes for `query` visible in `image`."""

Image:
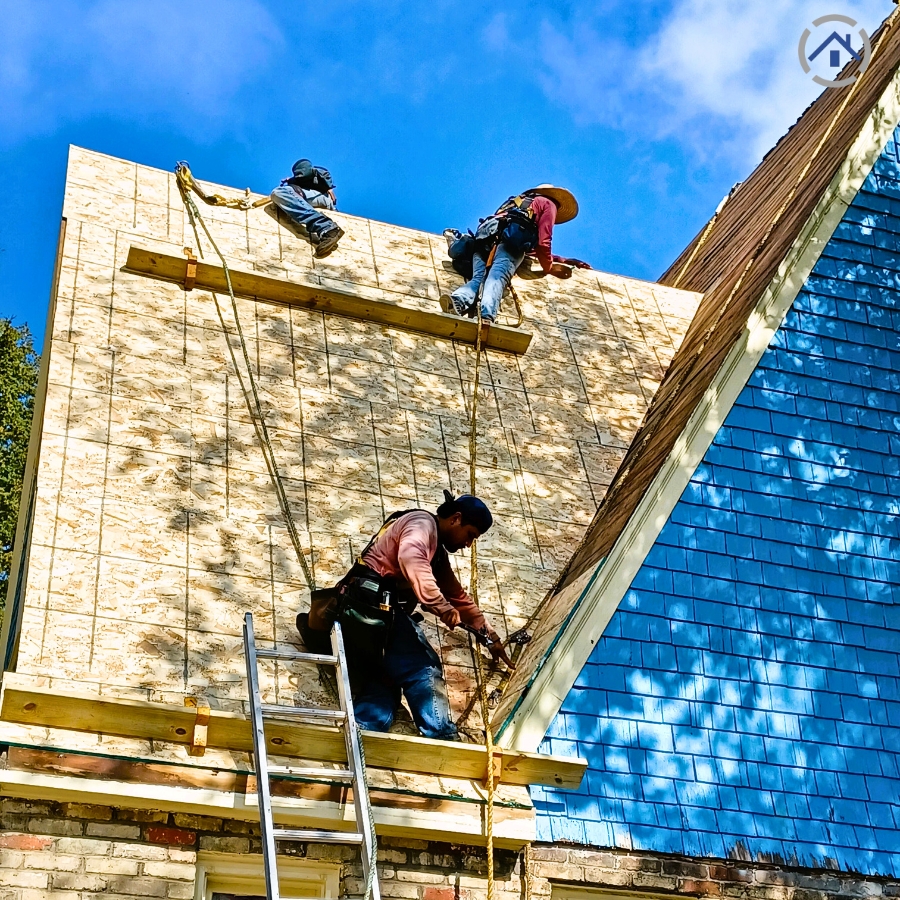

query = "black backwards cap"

[440,489,493,533]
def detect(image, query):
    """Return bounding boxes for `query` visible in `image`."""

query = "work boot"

[440,292,472,317]
[443,227,462,249]
[312,225,344,258]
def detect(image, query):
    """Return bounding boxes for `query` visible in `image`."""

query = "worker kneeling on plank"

[298,491,513,740]
[442,184,584,323]
[270,158,345,258]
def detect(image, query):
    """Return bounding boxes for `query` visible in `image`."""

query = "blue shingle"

[538,131,900,875]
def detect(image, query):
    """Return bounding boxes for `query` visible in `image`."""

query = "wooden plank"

[123,245,533,355]
[0,753,535,848]
[0,674,585,789]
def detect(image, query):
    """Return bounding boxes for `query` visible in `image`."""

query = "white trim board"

[0,766,535,848]
[497,68,900,752]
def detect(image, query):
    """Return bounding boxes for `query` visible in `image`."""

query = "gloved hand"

[486,626,515,669]
[560,257,592,269]
[439,607,461,629]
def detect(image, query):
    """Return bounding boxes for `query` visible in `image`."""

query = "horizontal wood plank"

[0,674,584,789]
[123,245,532,354]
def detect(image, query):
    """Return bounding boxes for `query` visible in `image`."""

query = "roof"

[494,9,900,748]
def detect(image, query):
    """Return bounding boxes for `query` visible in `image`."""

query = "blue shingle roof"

[536,131,900,877]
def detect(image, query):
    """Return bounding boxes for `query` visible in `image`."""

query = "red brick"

[0,834,53,850]
[423,889,456,900]
[709,865,753,883]
[145,826,196,846]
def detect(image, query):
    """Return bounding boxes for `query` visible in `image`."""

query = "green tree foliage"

[0,319,39,609]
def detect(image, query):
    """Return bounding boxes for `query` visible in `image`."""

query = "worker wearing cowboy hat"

[444,184,581,323]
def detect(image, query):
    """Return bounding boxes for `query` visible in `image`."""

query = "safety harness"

[473,193,539,257]
[284,165,335,198]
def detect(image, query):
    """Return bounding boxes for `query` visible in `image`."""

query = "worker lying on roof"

[270,158,344,258]
[442,184,586,323]
[298,492,512,740]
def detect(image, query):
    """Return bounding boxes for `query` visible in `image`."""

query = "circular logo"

[798,14,872,87]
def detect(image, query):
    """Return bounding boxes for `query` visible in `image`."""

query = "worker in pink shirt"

[300,492,511,740]
[444,184,583,323]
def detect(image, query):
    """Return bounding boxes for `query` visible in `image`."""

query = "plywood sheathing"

[11,146,700,766]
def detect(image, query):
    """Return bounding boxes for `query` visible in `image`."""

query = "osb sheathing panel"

[12,146,701,766]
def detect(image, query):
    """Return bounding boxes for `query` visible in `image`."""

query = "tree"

[0,319,39,612]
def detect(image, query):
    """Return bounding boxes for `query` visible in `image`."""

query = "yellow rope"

[467,304,497,900]
[176,161,269,211]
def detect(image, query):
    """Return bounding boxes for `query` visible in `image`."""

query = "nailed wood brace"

[184,697,210,757]
[0,674,585,789]
[124,245,533,355]
[182,247,197,291]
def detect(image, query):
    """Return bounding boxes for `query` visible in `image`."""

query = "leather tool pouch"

[307,572,395,668]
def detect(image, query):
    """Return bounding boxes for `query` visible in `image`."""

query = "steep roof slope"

[496,10,900,747]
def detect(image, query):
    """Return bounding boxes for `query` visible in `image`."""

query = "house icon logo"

[798,14,872,87]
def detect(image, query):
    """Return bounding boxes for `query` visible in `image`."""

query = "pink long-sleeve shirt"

[361,511,486,630]
[529,195,558,273]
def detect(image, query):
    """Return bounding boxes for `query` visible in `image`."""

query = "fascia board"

[498,67,900,753]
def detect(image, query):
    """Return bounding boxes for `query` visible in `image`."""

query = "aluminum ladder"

[242,612,381,900]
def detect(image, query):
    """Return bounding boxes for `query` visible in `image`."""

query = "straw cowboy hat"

[524,184,579,224]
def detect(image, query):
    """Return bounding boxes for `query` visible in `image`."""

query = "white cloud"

[641,0,890,159]
[0,0,283,145]
[497,0,892,164]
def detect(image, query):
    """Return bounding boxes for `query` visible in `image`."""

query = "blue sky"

[0,0,891,347]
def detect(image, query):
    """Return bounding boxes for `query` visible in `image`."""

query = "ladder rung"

[273,828,364,844]
[261,704,345,722]
[269,765,354,781]
[256,648,339,665]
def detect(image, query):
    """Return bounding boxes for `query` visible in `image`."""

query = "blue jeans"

[270,185,336,237]
[450,243,525,321]
[353,611,457,740]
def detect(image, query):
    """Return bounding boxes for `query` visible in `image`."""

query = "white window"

[195,852,340,900]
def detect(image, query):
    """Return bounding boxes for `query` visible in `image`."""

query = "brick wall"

[0,797,895,899]
[0,800,196,898]
[534,131,900,873]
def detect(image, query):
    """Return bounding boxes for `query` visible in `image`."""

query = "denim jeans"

[450,242,525,321]
[353,610,458,740]
[270,185,336,237]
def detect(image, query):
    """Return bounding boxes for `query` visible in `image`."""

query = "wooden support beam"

[0,675,585,789]
[123,245,533,355]
[0,749,535,848]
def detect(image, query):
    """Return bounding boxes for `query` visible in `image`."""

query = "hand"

[439,607,461,629]
[562,257,592,269]
[488,638,515,669]
[549,262,573,279]
[485,627,515,668]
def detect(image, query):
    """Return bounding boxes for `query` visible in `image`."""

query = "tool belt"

[308,567,417,668]
[305,510,432,665]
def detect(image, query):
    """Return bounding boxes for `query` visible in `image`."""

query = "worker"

[270,158,344,258]
[443,184,582,323]
[298,492,513,740]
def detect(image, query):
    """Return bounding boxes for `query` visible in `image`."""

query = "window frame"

[194,851,341,900]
